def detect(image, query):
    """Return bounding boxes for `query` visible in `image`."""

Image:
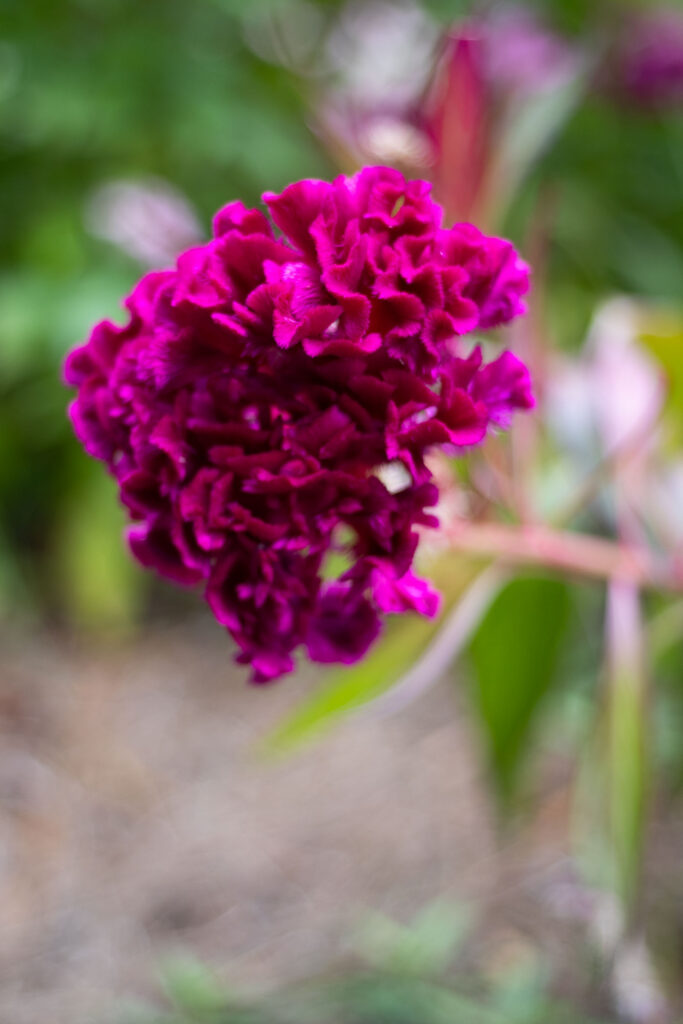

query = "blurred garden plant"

[250,2,683,1015]
[64,166,532,681]
[0,0,331,631]
[314,2,586,225]
[3,0,683,1018]
[121,903,616,1024]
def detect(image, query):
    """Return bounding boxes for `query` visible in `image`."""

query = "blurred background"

[1,1,683,1021]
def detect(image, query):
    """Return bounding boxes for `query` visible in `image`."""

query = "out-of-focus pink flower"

[321,101,434,173]
[588,298,664,454]
[86,179,203,268]
[423,7,580,222]
[546,299,664,459]
[425,32,489,226]
[65,167,532,683]
[611,7,683,108]
[318,1,437,172]
[480,5,580,96]
[318,5,580,223]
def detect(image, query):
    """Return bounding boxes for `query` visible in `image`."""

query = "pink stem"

[443,520,683,592]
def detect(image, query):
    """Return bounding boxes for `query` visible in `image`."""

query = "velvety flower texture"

[65,167,532,682]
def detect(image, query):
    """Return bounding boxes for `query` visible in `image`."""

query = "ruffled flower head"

[65,167,532,682]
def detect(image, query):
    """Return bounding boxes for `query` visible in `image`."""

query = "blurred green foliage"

[2,3,683,1015]
[265,553,487,752]
[531,99,683,350]
[120,904,614,1024]
[2,0,337,629]
[468,575,573,803]
[2,0,682,629]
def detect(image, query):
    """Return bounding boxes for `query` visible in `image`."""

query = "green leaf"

[468,575,571,803]
[159,954,227,1017]
[611,218,683,302]
[607,659,647,910]
[639,311,683,445]
[265,616,442,753]
[649,600,683,791]
[264,556,486,753]
[50,467,144,632]
[490,58,589,223]
[604,583,648,912]
[355,902,471,976]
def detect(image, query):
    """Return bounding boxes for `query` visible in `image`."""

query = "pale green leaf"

[264,556,485,753]
[468,575,572,803]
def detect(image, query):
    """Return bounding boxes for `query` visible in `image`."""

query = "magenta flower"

[612,7,683,108]
[65,167,532,682]
[479,6,579,96]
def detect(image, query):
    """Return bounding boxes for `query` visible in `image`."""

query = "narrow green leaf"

[51,467,144,632]
[640,312,683,444]
[649,600,683,792]
[605,582,648,912]
[355,902,470,976]
[159,954,227,1016]
[264,556,485,753]
[608,663,647,910]
[468,575,571,803]
[265,617,442,752]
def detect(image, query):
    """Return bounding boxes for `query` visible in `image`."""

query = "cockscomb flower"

[65,167,532,682]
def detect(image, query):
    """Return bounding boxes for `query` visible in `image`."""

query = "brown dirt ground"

[0,619,679,1024]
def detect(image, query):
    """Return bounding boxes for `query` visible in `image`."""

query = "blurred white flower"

[85,178,203,268]
[612,937,668,1024]
[587,297,664,454]
[326,0,437,106]
[357,115,433,167]
[544,355,596,456]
